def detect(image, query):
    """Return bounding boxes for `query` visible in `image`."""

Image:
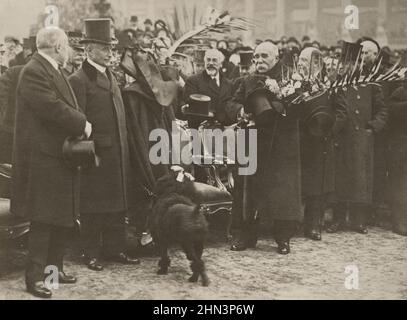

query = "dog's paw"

[157,269,168,275]
[188,275,199,283]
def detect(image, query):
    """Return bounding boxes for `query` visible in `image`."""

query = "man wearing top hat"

[62,31,85,77]
[69,18,140,272]
[229,41,303,255]
[184,48,241,127]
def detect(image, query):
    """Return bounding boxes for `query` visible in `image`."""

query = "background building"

[1,0,407,48]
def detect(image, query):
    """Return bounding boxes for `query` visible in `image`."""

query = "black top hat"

[62,137,98,169]
[23,36,37,52]
[144,19,153,25]
[239,50,254,67]
[182,94,214,119]
[130,15,138,22]
[193,49,206,64]
[302,92,335,137]
[80,18,115,45]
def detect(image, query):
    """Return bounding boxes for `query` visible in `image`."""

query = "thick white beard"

[206,68,218,77]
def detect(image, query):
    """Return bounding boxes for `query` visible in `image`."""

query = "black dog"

[150,170,210,286]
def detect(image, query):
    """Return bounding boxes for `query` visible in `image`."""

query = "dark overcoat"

[0,65,24,163]
[334,85,388,204]
[122,81,175,196]
[11,53,87,227]
[184,71,241,125]
[232,62,302,222]
[388,85,407,234]
[69,60,129,214]
[300,91,348,197]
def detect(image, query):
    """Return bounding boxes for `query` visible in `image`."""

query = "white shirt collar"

[207,71,220,86]
[38,51,60,71]
[87,59,107,74]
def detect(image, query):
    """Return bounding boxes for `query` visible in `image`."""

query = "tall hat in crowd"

[80,18,117,45]
[239,50,253,67]
[23,36,37,53]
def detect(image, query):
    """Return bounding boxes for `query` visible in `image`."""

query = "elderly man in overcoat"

[328,39,388,234]
[12,27,91,298]
[69,19,140,271]
[229,41,303,255]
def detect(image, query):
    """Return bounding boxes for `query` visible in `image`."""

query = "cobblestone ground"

[1,227,406,300]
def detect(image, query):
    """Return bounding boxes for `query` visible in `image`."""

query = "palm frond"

[167,5,256,57]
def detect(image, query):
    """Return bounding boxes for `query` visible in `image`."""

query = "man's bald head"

[36,27,70,66]
[253,41,279,74]
[360,39,380,67]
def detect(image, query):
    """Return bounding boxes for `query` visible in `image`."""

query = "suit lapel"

[205,72,221,96]
[96,71,111,91]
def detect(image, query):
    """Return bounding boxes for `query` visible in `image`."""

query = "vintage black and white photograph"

[0,0,406,301]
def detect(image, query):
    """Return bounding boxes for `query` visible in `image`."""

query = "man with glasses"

[69,19,140,272]
[230,42,303,255]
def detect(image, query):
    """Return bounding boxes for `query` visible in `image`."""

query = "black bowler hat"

[80,18,115,45]
[182,94,214,119]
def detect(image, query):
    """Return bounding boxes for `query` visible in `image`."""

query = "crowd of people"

[0,13,406,299]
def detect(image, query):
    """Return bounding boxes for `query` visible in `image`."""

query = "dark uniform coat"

[69,60,130,214]
[300,91,348,197]
[232,62,302,222]
[184,70,241,125]
[0,65,24,163]
[388,85,407,234]
[12,53,87,227]
[334,85,388,204]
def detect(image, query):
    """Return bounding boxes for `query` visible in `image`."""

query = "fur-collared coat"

[69,60,130,214]
[12,53,87,227]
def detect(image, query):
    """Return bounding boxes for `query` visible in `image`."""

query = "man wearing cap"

[144,19,154,33]
[184,48,241,126]
[62,31,85,77]
[13,27,91,298]
[229,41,302,255]
[69,18,140,271]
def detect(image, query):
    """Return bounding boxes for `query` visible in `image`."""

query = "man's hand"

[84,121,92,139]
